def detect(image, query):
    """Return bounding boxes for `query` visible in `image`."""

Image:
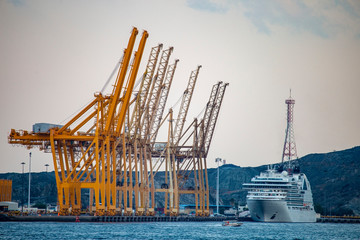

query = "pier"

[2,214,359,223]
[0,214,240,223]
[317,216,360,224]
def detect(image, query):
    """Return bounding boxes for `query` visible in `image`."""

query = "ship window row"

[288,206,313,211]
[288,195,302,198]
[249,189,286,193]
[249,193,286,197]
[287,194,303,197]
[255,178,284,181]
[249,190,286,195]
[287,203,305,207]
[252,181,289,184]
[286,197,303,200]
[286,199,304,202]
[245,183,291,187]
[286,201,304,205]
[244,185,290,189]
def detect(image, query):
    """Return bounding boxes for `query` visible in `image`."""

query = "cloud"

[187,0,360,38]
[240,0,332,37]
[187,0,228,13]
[7,0,25,7]
[337,0,360,18]
[243,0,360,38]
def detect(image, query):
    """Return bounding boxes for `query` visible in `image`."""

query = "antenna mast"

[281,90,298,169]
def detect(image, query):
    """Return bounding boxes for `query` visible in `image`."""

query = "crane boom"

[173,66,201,147]
[115,30,148,135]
[200,81,222,149]
[200,82,228,157]
[105,28,138,133]
[141,47,173,140]
[150,59,179,143]
[129,44,163,138]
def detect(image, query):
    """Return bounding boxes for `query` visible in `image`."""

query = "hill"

[209,146,360,216]
[1,146,359,215]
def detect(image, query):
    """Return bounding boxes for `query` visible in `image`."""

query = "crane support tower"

[8,27,229,217]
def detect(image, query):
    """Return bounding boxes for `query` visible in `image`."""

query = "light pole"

[21,162,25,213]
[215,158,222,215]
[45,164,49,172]
[28,152,31,209]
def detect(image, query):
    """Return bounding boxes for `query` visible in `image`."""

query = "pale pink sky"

[1,0,360,173]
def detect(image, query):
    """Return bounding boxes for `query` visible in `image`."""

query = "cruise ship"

[243,165,317,222]
[243,93,316,222]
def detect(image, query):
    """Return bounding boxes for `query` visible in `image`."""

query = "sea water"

[0,221,359,240]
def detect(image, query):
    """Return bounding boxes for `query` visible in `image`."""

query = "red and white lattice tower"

[281,91,298,167]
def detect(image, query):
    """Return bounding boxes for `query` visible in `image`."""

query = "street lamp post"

[28,152,31,209]
[215,158,222,215]
[21,162,25,213]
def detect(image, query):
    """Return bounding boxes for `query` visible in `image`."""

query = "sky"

[1,0,360,173]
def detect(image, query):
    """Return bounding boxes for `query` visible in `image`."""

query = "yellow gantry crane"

[9,27,147,216]
[171,81,229,216]
[8,27,228,217]
[163,65,202,216]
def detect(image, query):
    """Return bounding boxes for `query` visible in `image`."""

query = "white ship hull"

[248,199,316,223]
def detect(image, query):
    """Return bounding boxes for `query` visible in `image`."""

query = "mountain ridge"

[1,146,359,215]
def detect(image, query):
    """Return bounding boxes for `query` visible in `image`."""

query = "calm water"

[0,221,359,240]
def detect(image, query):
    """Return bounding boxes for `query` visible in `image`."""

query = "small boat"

[222,221,243,227]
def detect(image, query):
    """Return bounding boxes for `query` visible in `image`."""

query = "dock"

[0,214,241,223]
[317,216,360,224]
[2,214,359,223]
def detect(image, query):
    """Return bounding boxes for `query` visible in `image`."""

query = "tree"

[314,203,324,215]
[33,202,46,209]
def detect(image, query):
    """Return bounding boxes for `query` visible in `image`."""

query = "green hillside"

[1,146,359,216]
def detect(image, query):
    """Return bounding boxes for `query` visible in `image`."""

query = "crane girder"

[199,81,222,152]
[200,82,229,157]
[129,44,163,138]
[149,59,179,143]
[141,47,173,141]
[104,28,139,134]
[173,65,201,147]
[114,30,148,135]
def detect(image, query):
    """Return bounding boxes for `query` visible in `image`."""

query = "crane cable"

[59,99,93,125]
[61,58,145,125]
[171,93,183,109]
[196,105,206,120]
[134,72,145,90]
[101,58,122,94]
[59,58,122,125]
[60,57,123,125]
